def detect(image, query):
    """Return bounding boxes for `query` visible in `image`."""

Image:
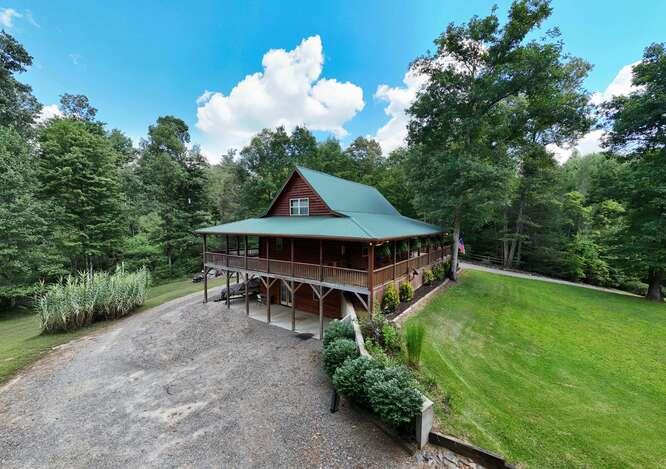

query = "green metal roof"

[197,166,443,241]
[293,166,399,215]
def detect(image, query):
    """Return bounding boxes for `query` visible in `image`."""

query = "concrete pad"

[246,300,332,339]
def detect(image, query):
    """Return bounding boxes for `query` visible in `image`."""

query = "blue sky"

[5,0,666,161]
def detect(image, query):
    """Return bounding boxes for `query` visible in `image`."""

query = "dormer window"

[290,198,309,216]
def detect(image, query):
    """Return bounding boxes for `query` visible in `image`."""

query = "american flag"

[458,235,466,255]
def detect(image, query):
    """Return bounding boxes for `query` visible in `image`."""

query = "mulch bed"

[386,278,448,321]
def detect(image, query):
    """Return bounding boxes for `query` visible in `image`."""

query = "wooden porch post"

[203,234,208,303]
[245,235,249,316]
[393,240,397,281]
[319,286,323,339]
[368,242,375,314]
[225,234,230,309]
[226,272,230,310]
[319,239,323,282]
[291,239,295,331]
[266,239,271,323]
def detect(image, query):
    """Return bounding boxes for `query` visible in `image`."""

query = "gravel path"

[461,262,637,296]
[0,288,422,468]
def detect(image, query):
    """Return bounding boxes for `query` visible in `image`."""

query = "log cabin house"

[197,166,450,338]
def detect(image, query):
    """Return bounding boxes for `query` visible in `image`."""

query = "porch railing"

[205,252,368,289]
[372,247,449,287]
[204,245,450,291]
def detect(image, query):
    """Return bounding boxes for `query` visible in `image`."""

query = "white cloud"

[24,10,39,28]
[196,35,364,160]
[36,104,63,123]
[589,62,640,105]
[372,69,428,154]
[0,8,22,28]
[550,61,640,162]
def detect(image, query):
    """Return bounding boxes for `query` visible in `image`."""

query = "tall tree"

[139,116,211,275]
[407,0,563,280]
[344,137,384,185]
[59,93,98,122]
[0,32,41,135]
[36,117,126,272]
[603,43,666,301]
[0,127,64,306]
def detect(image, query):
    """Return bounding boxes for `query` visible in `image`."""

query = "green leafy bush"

[364,338,396,367]
[36,267,151,333]
[432,262,445,281]
[399,282,414,302]
[332,356,384,406]
[323,338,358,377]
[404,322,425,367]
[366,366,423,426]
[381,323,402,354]
[381,284,399,314]
[422,270,435,286]
[323,319,355,348]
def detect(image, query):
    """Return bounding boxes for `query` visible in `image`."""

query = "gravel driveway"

[0,288,416,468]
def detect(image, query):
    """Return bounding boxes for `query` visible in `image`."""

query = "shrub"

[366,366,423,426]
[381,284,399,314]
[399,282,414,302]
[432,262,445,281]
[422,270,435,286]
[323,319,355,348]
[381,323,402,354]
[404,322,425,367]
[364,338,395,367]
[332,356,384,406]
[36,267,151,333]
[323,338,358,377]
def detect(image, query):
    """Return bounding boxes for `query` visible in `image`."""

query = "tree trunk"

[505,201,524,269]
[449,220,460,282]
[646,267,664,302]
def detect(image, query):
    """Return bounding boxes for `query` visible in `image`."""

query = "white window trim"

[290,197,310,216]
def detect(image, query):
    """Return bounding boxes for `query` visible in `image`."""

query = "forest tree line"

[1,0,664,306]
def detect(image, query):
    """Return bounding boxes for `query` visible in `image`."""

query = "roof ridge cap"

[346,213,375,239]
[297,166,379,190]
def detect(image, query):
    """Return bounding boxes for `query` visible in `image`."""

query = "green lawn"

[407,270,666,468]
[0,276,227,384]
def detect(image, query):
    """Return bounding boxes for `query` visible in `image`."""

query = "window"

[290,198,309,216]
[275,238,284,251]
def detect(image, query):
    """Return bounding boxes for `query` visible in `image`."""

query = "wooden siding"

[259,237,369,270]
[267,172,330,216]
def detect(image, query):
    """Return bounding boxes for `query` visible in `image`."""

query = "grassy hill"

[407,270,666,468]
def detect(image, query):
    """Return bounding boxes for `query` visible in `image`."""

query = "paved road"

[461,262,637,296]
[0,288,417,468]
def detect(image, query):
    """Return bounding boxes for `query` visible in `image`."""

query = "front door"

[280,280,292,307]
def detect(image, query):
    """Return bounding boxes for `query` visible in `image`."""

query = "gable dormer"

[265,171,331,217]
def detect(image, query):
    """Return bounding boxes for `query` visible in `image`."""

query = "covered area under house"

[196,166,451,338]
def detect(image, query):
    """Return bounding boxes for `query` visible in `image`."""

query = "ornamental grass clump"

[404,322,426,367]
[36,267,151,334]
